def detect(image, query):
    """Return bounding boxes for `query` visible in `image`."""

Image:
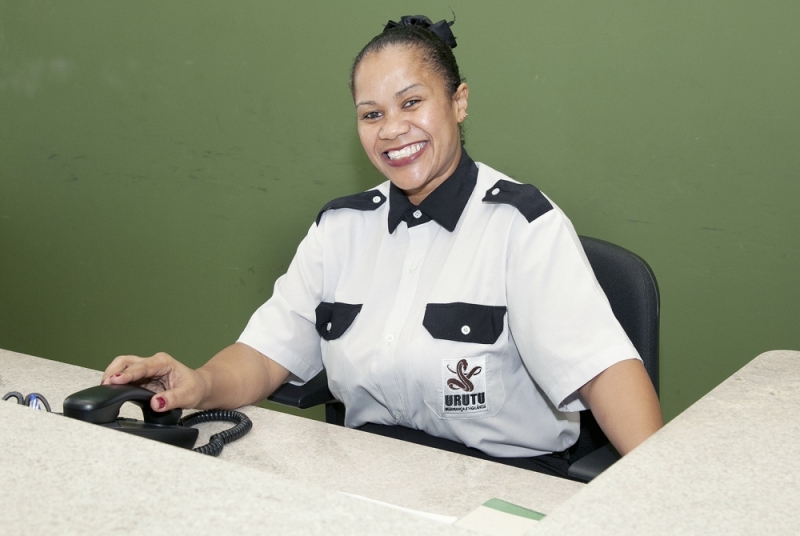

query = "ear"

[453,83,469,123]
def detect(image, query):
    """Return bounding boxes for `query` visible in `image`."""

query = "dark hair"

[350,16,463,100]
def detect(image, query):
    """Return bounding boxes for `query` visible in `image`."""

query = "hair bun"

[384,15,457,49]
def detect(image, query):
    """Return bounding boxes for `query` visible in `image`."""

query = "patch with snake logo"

[442,357,487,414]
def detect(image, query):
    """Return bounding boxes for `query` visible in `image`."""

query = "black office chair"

[269,235,660,482]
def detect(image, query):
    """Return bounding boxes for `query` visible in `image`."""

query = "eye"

[402,99,420,109]
[361,110,382,120]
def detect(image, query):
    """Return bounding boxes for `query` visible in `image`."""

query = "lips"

[382,141,427,167]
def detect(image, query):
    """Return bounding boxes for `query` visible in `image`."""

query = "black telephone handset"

[62,384,252,455]
[63,384,199,449]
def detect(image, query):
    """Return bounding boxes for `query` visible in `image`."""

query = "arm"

[578,358,663,455]
[101,342,290,412]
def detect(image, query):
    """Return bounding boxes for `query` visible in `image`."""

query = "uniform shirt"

[239,151,641,457]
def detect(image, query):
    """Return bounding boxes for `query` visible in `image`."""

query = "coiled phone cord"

[3,391,52,412]
[179,409,253,457]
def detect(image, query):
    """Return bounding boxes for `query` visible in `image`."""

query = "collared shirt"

[387,150,477,233]
[239,152,640,457]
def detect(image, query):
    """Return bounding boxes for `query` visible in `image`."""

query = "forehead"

[353,44,444,99]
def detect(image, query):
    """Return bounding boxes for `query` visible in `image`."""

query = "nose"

[379,111,410,140]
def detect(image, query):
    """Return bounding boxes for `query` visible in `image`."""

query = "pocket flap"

[423,302,507,345]
[315,302,362,341]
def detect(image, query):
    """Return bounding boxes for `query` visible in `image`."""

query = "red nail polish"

[156,396,166,409]
[114,373,122,377]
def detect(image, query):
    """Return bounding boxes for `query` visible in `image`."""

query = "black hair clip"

[385,15,457,49]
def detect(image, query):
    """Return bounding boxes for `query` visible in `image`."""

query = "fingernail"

[114,373,122,377]
[156,396,166,409]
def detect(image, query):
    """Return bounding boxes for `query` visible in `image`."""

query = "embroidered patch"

[442,356,488,415]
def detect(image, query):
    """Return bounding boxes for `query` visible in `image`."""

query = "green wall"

[2,1,798,422]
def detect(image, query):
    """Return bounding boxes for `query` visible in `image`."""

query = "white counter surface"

[0,348,582,533]
[6,348,798,535]
[533,349,800,535]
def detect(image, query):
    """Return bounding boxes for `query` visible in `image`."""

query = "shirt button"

[372,195,381,204]
[326,322,332,332]
[491,188,500,196]
[412,209,422,219]
[393,411,402,422]
[385,333,395,343]
[408,261,417,272]
[461,325,471,335]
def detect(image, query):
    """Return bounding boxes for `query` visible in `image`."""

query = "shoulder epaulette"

[481,180,553,223]
[316,190,387,225]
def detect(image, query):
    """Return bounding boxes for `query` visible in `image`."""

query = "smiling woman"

[101,14,662,480]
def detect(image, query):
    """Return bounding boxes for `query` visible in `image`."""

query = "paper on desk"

[454,498,545,536]
[337,491,458,524]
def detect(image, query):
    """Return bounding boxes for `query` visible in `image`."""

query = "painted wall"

[2,0,798,421]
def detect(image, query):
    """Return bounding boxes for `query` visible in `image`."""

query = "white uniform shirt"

[239,152,641,457]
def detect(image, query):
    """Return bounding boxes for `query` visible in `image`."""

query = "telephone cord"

[179,409,253,456]
[3,391,52,412]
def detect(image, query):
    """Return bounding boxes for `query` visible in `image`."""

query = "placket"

[375,223,431,425]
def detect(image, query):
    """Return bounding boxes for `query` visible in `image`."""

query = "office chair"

[269,235,660,482]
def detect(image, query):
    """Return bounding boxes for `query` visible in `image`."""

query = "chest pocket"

[315,302,362,341]
[423,303,507,344]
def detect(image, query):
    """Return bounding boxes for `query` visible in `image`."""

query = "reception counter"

[0,348,580,533]
[535,349,800,535]
[2,349,797,534]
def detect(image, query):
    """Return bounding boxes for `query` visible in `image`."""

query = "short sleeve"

[506,203,641,412]
[237,223,324,384]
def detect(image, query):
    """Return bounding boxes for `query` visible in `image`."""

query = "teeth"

[387,142,425,160]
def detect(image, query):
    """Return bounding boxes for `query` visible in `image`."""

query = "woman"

[102,16,662,478]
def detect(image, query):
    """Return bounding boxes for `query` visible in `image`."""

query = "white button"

[385,333,395,343]
[326,322,332,332]
[393,411,402,421]
[491,188,500,196]
[412,210,422,219]
[408,261,417,272]
[372,195,381,204]
[461,325,471,335]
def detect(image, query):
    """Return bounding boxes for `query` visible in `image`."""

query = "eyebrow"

[395,83,423,98]
[355,83,424,108]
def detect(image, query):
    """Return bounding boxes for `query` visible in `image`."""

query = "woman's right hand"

[100,352,208,413]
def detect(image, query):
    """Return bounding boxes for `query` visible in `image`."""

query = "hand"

[101,352,207,413]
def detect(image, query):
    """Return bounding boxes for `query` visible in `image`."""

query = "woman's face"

[353,45,469,205]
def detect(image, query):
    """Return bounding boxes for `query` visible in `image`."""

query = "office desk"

[534,349,800,535]
[0,348,582,532]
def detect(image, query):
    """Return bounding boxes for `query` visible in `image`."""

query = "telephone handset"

[61,384,252,455]
[63,384,199,449]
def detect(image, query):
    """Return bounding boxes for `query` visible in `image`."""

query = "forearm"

[578,359,663,455]
[195,342,290,410]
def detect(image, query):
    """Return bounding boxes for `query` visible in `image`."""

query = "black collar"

[387,150,478,233]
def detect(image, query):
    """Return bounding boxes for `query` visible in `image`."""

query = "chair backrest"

[569,236,660,461]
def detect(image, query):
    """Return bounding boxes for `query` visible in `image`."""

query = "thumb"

[149,381,197,412]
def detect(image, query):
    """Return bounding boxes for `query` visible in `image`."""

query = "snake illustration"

[447,359,483,392]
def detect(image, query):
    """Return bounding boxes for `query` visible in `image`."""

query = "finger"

[149,377,198,412]
[109,355,171,386]
[100,355,143,385]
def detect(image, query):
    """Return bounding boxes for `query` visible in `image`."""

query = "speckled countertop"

[531,349,800,535]
[0,348,583,533]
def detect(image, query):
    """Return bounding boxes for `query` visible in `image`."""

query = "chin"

[385,170,428,192]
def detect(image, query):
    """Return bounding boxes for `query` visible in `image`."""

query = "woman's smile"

[384,141,428,166]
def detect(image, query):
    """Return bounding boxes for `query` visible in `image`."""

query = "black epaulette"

[481,180,553,223]
[316,190,387,225]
